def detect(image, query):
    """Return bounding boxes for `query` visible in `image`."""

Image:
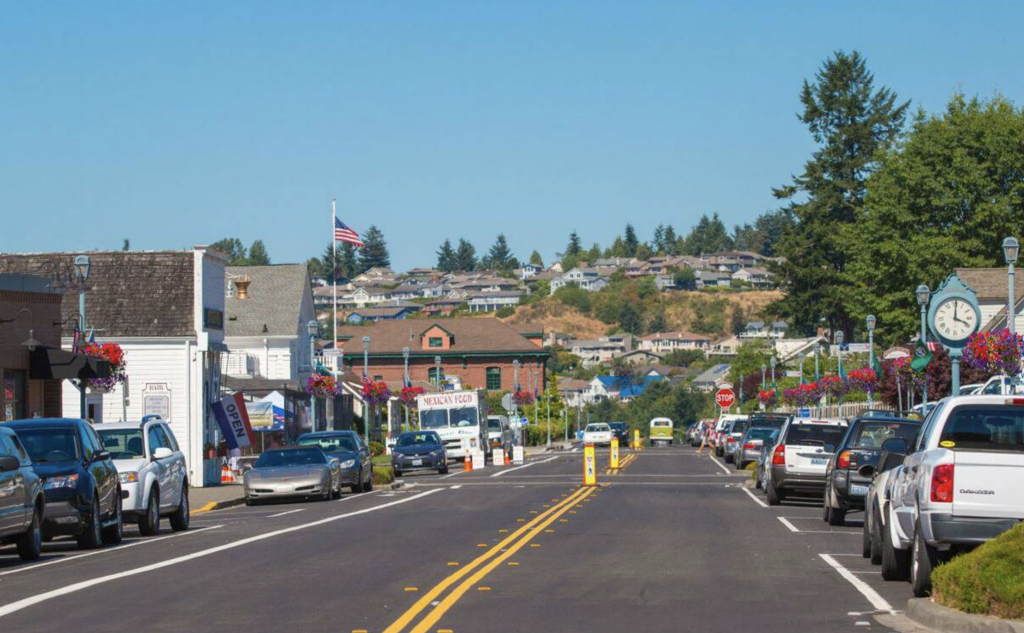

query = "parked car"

[734,427,777,469]
[486,415,515,459]
[763,418,848,505]
[821,415,921,526]
[97,418,190,535]
[714,415,746,457]
[2,418,122,549]
[722,417,751,464]
[608,422,630,447]
[0,426,44,560]
[243,447,342,505]
[883,395,1024,596]
[649,418,674,446]
[296,431,373,492]
[583,423,613,446]
[862,437,913,564]
[754,429,781,490]
[390,431,447,477]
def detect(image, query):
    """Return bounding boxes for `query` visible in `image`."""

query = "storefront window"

[2,370,26,421]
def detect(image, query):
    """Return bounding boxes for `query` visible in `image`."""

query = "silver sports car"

[243,447,341,505]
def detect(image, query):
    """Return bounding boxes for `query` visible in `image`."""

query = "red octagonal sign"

[715,387,735,410]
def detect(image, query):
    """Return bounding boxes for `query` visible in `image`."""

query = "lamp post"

[546,385,551,448]
[814,344,820,382]
[1004,237,1019,334]
[402,346,410,432]
[866,315,876,405]
[307,320,319,432]
[770,356,777,391]
[835,330,845,411]
[761,364,766,391]
[74,255,91,419]
[916,284,931,407]
[362,336,370,445]
[798,352,806,385]
[513,359,520,417]
[434,355,442,390]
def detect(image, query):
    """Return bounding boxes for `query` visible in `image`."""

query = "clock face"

[933,297,978,342]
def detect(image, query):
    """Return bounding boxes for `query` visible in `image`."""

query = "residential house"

[709,335,741,357]
[343,286,393,309]
[518,264,543,280]
[955,268,1024,332]
[692,364,731,392]
[592,257,634,274]
[351,267,397,286]
[695,270,732,289]
[451,276,520,294]
[557,377,591,408]
[0,249,229,486]
[346,305,419,324]
[544,331,573,348]
[639,331,713,355]
[732,267,774,288]
[569,338,626,367]
[615,349,665,366]
[467,291,523,313]
[740,321,789,339]
[550,268,609,293]
[312,284,342,310]
[706,250,766,273]
[422,299,463,317]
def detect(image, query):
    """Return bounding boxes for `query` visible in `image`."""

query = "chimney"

[234,277,251,299]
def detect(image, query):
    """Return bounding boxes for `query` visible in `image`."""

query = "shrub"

[495,306,516,318]
[369,441,385,457]
[932,522,1024,619]
[372,465,395,486]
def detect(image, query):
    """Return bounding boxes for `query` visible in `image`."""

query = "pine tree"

[731,306,746,336]
[528,250,544,267]
[248,240,271,265]
[651,224,666,254]
[648,309,667,333]
[338,242,358,280]
[623,224,639,256]
[455,239,478,272]
[585,243,602,263]
[565,231,583,258]
[437,239,457,273]
[484,234,515,272]
[358,225,391,272]
[662,226,678,255]
[211,238,248,265]
[122,238,130,251]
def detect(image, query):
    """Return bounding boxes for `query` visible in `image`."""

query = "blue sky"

[2,1,1023,270]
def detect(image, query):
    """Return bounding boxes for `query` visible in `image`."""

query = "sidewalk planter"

[907,599,1024,633]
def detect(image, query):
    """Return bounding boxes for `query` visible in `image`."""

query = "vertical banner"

[583,443,596,486]
[212,393,255,450]
[610,438,619,469]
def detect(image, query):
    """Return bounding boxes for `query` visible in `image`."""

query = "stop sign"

[715,387,736,409]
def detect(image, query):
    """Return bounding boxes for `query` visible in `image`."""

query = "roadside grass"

[373,464,395,486]
[745,462,758,480]
[932,522,1024,619]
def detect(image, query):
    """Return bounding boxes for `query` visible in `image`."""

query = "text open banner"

[212,392,256,450]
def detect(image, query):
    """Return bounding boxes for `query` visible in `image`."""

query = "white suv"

[883,395,1024,596]
[97,418,190,536]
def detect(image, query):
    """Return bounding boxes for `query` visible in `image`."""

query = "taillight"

[837,450,851,469]
[772,444,786,465]
[931,464,955,503]
[1007,398,1024,406]
[727,437,736,444]
[743,443,756,450]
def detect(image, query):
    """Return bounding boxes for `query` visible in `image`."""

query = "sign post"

[610,437,619,469]
[584,443,597,486]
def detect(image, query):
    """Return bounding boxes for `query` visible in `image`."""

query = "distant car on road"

[649,418,674,446]
[243,447,342,505]
[97,418,190,535]
[722,417,750,463]
[0,426,44,560]
[2,418,122,549]
[297,431,373,493]
[763,418,848,505]
[583,423,613,446]
[608,422,630,447]
[391,431,447,477]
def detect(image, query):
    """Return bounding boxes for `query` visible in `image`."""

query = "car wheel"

[862,514,872,558]
[170,486,190,532]
[365,467,374,492]
[755,472,763,490]
[245,496,257,507]
[76,496,103,550]
[438,464,449,475]
[881,516,910,581]
[102,491,124,544]
[870,504,884,565]
[352,468,365,493]
[17,504,42,561]
[828,505,847,527]
[911,519,939,597]
[138,488,160,537]
[766,480,782,506]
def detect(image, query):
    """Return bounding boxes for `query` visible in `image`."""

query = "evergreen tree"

[623,224,639,256]
[528,250,544,267]
[585,243,602,263]
[648,308,667,333]
[607,236,628,258]
[619,302,643,335]
[122,238,130,251]
[662,226,678,255]
[483,234,516,272]
[682,214,732,255]
[651,224,666,254]
[754,209,794,257]
[565,231,583,258]
[436,239,457,273]
[211,238,248,265]
[772,50,909,336]
[358,225,391,272]
[731,306,746,336]
[248,240,271,265]
[455,238,478,272]
[338,242,358,280]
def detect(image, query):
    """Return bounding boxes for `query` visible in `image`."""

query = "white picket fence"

[776,400,896,419]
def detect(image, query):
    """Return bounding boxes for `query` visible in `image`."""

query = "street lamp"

[361,336,370,444]
[1004,237,1019,334]
[916,285,930,406]
[21,330,40,352]
[760,364,766,390]
[866,315,876,405]
[74,255,91,419]
[434,355,442,390]
[770,356,777,391]
[307,320,318,432]
[835,330,844,377]
[798,352,806,385]
[402,347,410,432]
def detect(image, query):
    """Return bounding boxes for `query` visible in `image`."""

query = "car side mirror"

[93,450,111,462]
[0,455,20,472]
[881,438,907,456]
[152,447,173,460]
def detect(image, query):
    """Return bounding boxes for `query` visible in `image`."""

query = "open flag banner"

[212,393,256,449]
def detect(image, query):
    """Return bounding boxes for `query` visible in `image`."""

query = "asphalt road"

[0,445,922,633]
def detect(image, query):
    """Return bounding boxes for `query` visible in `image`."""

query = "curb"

[907,599,1024,633]
[389,481,403,490]
[190,496,246,516]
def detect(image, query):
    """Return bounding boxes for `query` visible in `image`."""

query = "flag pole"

[332,199,338,351]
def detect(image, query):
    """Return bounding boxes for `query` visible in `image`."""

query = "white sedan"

[582,423,613,446]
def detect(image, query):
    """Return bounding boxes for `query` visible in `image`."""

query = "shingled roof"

[225,264,311,337]
[955,268,1024,302]
[0,252,196,337]
[337,317,546,357]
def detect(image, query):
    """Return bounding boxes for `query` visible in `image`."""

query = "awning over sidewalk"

[29,346,110,381]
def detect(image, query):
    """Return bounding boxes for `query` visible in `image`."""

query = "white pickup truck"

[883,395,1024,596]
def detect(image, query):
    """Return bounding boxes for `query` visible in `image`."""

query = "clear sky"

[2,1,1023,270]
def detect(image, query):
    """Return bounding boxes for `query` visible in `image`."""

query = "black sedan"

[391,431,447,477]
[2,418,122,549]
[297,431,374,493]
[822,415,921,526]
[608,422,630,447]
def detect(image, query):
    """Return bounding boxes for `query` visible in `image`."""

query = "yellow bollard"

[633,428,641,451]
[610,437,619,469]
[584,443,597,486]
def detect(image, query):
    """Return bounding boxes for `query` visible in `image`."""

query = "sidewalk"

[190,484,245,515]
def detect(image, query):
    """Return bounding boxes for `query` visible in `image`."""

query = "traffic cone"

[220,464,235,484]
[463,454,472,472]
[504,449,511,466]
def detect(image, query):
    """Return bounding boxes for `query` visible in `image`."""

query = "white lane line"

[0,526,225,577]
[819,553,895,613]
[741,486,768,508]
[449,485,462,490]
[778,517,801,533]
[440,470,467,479]
[266,509,305,518]
[490,456,558,478]
[708,455,731,475]
[0,490,441,618]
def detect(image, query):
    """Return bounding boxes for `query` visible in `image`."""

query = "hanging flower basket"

[400,385,425,405]
[964,329,1024,375]
[512,390,535,406]
[819,375,849,399]
[889,357,923,390]
[306,373,339,399]
[794,381,824,407]
[757,389,777,409]
[80,342,127,391]
[847,367,878,394]
[361,379,392,406]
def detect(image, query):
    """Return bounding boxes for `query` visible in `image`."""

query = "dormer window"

[428,337,443,348]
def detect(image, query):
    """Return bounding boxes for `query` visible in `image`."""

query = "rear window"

[849,422,920,449]
[652,420,671,428]
[785,423,847,447]
[487,419,503,431]
[939,406,1024,452]
[731,421,749,434]
[745,428,776,441]
[748,415,788,428]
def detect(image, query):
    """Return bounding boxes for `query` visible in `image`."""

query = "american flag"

[334,217,364,248]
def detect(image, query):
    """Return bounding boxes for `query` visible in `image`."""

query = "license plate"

[850,484,869,496]
[276,484,292,492]
[412,459,422,466]
[811,458,827,466]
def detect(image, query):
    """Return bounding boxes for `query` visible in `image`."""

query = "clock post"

[927,273,982,402]
[950,349,963,396]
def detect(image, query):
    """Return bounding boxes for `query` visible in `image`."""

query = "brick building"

[336,318,548,392]
[0,274,66,420]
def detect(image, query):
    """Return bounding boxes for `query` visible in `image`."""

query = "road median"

[907,598,1024,633]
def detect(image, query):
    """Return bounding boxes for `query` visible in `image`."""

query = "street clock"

[926,273,981,395]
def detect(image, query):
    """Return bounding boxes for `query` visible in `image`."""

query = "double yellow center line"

[383,485,596,633]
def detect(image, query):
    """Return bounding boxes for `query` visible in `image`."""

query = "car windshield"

[785,424,847,447]
[297,435,358,453]
[487,419,503,431]
[14,428,81,463]
[731,421,749,434]
[745,428,776,441]
[420,410,448,429]
[939,406,1024,453]
[652,421,671,428]
[451,407,479,428]
[849,421,920,449]
[97,429,145,459]
[397,432,440,447]
[609,423,626,430]
[254,449,327,467]
[586,424,610,432]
